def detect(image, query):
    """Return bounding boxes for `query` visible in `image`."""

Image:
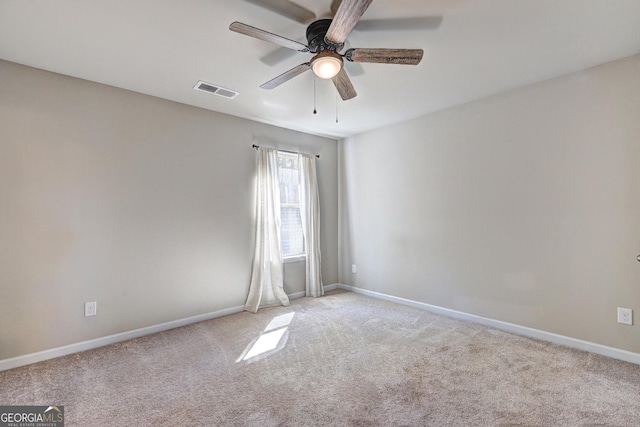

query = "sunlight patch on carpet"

[237,312,295,363]
[265,312,295,332]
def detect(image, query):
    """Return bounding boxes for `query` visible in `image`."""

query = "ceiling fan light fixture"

[311,51,343,79]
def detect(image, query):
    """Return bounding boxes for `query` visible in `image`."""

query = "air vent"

[193,80,239,99]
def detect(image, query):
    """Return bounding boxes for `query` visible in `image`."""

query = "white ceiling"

[1,0,639,139]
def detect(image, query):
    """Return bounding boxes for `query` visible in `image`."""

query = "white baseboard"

[288,283,338,300]
[7,282,633,371]
[0,284,342,372]
[0,304,246,372]
[336,284,640,366]
[287,291,306,300]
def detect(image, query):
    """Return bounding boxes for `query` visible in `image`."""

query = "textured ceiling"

[1,0,639,138]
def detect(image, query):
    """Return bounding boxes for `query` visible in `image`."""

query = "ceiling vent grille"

[194,80,239,99]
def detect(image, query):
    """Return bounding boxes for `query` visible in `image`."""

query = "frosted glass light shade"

[311,54,343,79]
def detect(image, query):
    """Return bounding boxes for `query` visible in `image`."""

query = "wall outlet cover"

[617,307,632,325]
[85,301,97,317]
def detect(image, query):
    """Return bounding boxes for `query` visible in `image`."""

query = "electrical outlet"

[351,264,357,274]
[85,301,97,317]
[617,307,632,325]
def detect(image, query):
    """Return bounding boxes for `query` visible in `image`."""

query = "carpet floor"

[1,289,639,426]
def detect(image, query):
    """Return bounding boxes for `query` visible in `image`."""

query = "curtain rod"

[252,144,320,159]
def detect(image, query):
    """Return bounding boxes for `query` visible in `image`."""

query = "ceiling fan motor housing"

[306,19,343,53]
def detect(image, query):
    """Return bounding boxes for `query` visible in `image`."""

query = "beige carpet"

[1,289,639,426]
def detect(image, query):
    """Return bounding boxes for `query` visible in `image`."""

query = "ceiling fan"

[229,0,425,101]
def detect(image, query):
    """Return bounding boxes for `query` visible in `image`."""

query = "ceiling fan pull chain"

[313,75,317,115]
[335,87,339,123]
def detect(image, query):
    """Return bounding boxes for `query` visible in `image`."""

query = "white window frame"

[283,254,306,263]
[278,151,306,263]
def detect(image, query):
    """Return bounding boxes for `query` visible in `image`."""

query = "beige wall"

[0,60,338,360]
[339,55,640,353]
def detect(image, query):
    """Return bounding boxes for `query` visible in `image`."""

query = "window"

[277,152,305,258]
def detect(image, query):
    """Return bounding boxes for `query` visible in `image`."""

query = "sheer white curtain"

[299,154,323,297]
[245,147,290,313]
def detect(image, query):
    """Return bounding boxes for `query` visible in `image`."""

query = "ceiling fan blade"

[230,22,309,52]
[332,68,357,100]
[330,0,342,16]
[243,0,317,24]
[355,16,443,32]
[260,63,311,89]
[325,0,374,45]
[345,48,424,65]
